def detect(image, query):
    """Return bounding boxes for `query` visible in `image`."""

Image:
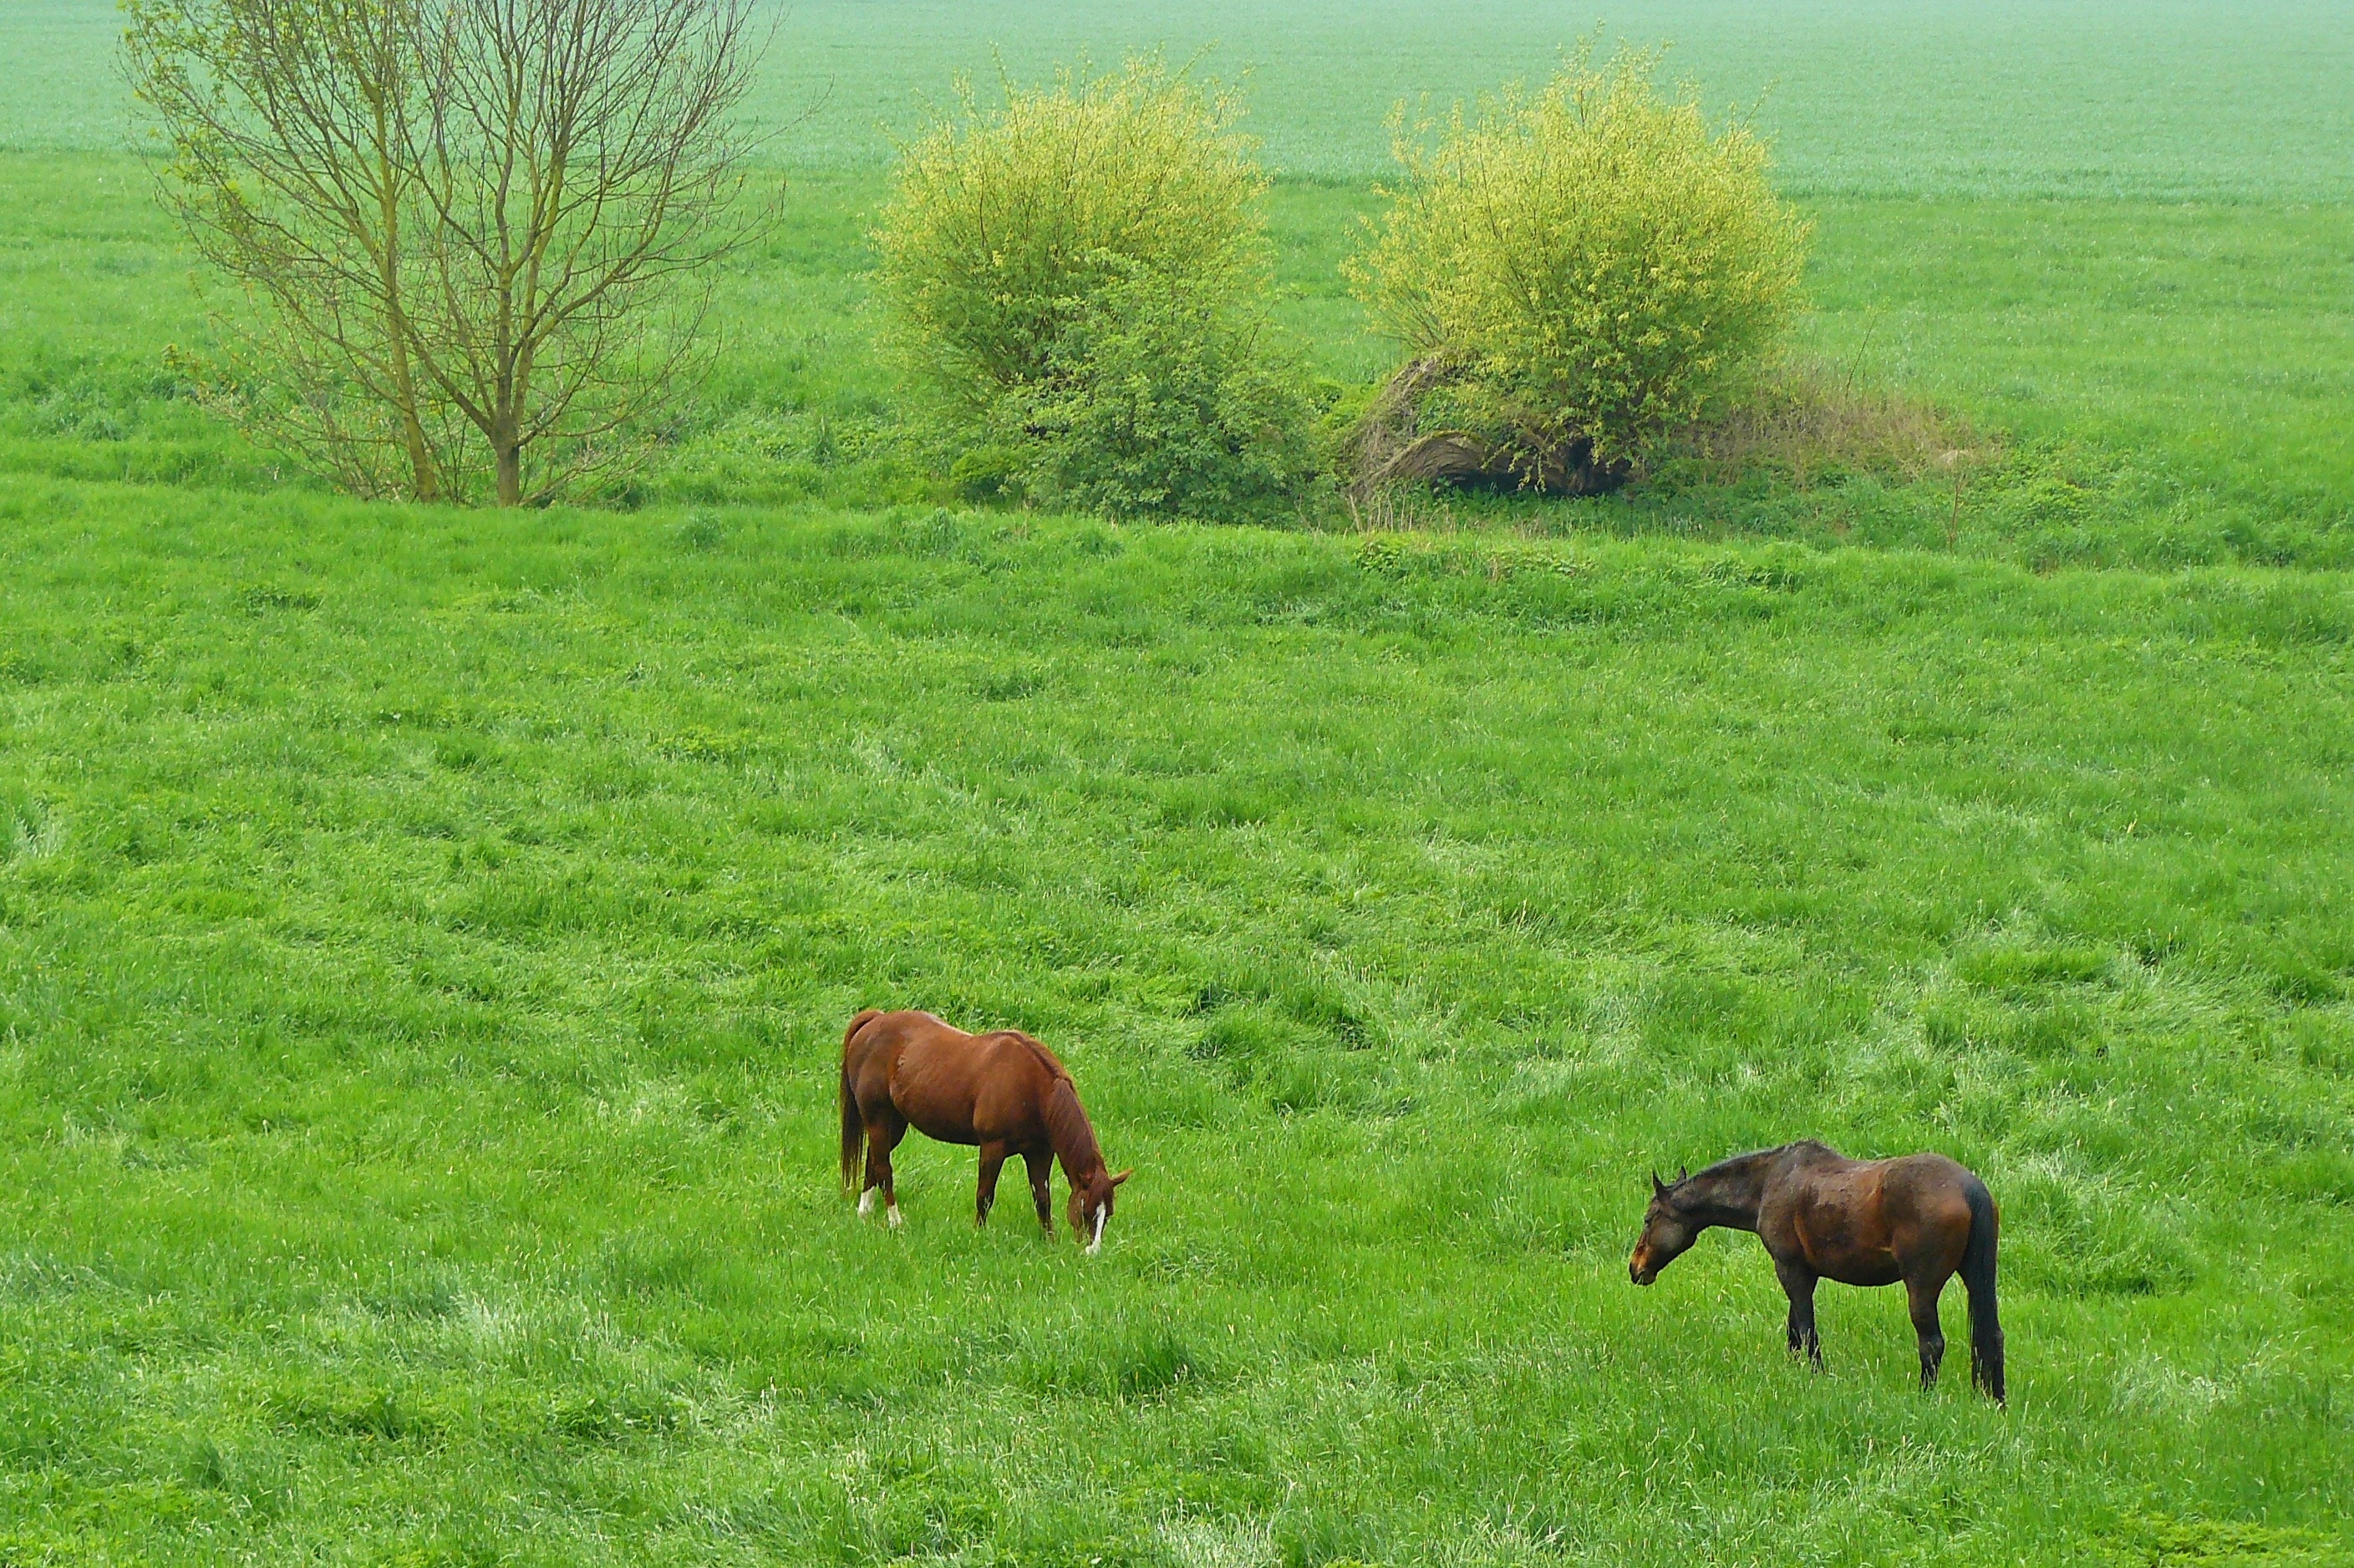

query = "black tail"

[1960,1175,2006,1403]
[841,1010,882,1194]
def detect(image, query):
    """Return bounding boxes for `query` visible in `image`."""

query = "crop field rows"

[1,1,2351,1564]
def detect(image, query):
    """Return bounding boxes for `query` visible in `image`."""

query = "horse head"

[1067,1166,1132,1254]
[1629,1169,1698,1286]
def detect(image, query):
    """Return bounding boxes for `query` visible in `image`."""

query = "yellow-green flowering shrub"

[1350,50,1810,491]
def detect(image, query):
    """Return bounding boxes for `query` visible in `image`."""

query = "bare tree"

[127,0,766,505]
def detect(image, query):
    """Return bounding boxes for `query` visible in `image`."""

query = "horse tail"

[1960,1174,2006,1403]
[841,1010,882,1193]
[839,1070,865,1194]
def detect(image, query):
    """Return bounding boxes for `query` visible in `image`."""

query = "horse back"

[1875,1153,1979,1233]
[842,1007,908,1078]
[1768,1146,1976,1282]
[842,1010,958,1119]
[853,1013,1060,1148]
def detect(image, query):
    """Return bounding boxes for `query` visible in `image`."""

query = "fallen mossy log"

[1343,356,1630,500]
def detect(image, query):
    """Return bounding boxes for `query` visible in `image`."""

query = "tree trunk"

[1364,429,1629,498]
[495,434,522,507]
[1406,431,1626,495]
[1343,356,1631,500]
[369,86,439,502]
[389,332,440,502]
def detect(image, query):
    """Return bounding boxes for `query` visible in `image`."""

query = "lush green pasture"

[4,2,2353,1562]
[3,480,2351,1564]
[740,0,2354,197]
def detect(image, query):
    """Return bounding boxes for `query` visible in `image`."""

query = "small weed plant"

[873,60,1316,520]
[1349,48,1810,492]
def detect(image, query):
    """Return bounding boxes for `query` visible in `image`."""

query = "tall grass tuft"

[1664,360,1990,489]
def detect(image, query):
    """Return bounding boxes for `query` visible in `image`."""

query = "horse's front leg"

[975,1143,1008,1229]
[1774,1256,1823,1368]
[1907,1273,1949,1390]
[1023,1149,1054,1238]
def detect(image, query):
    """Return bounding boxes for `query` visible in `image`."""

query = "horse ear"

[1110,1169,1133,1187]
[1651,1170,1668,1197]
[1675,1165,1689,1184]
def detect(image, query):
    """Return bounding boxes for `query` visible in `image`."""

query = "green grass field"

[12,0,2354,195]
[3,1,2352,1563]
[6,487,2351,1564]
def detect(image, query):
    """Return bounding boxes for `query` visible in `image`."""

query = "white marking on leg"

[887,1204,903,1230]
[857,1190,874,1217]
[1087,1208,1106,1255]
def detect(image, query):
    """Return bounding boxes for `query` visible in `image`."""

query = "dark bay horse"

[840,1009,1131,1250]
[1629,1140,2005,1402]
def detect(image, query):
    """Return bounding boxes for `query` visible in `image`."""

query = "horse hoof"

[856,1190,873,1218]
[887,1205,903,1230]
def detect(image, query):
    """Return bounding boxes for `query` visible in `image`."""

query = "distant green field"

[7,0,2351,545]
[10,0,2354,195]
[4,3,2354,1564]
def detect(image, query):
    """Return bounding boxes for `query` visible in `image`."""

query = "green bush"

[994,264,1319,519]
[1349,49,1810,486]
[873,61,1315,519]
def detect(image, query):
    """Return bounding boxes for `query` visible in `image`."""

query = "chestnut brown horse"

[840,1009,1131,1250]
[1629,1140,2005,1402]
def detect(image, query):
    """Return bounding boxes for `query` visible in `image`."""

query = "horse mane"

[1663,1144,1815,1217]
[979,1029,1100,1176]
[1004,1030,1072,1084]
[1031,1061,1102,1178]
[1682,1142,1828,1189]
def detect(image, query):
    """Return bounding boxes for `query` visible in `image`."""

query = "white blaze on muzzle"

[1087,1207,1106,1254]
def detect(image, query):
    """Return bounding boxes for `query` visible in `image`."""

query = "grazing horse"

[1629,1140,2005,1402]
[839,1009,1131,1250]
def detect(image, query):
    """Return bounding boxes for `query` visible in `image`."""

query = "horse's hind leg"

[862,1112,907,1228]
[1023,1149,1054,1238]
[1907,1274,1949,1390]
[975,1143,1008,1229]
[1775,1258,1823,1368]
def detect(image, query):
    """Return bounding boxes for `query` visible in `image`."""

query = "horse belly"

[1821,1256,1904,1288]
[1792,1198,1904,1286]
[904,1109,981,1146]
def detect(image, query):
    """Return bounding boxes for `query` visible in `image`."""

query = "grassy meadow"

[3,2,2353,1564]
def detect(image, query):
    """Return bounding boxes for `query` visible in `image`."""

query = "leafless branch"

[126,0,772,505]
